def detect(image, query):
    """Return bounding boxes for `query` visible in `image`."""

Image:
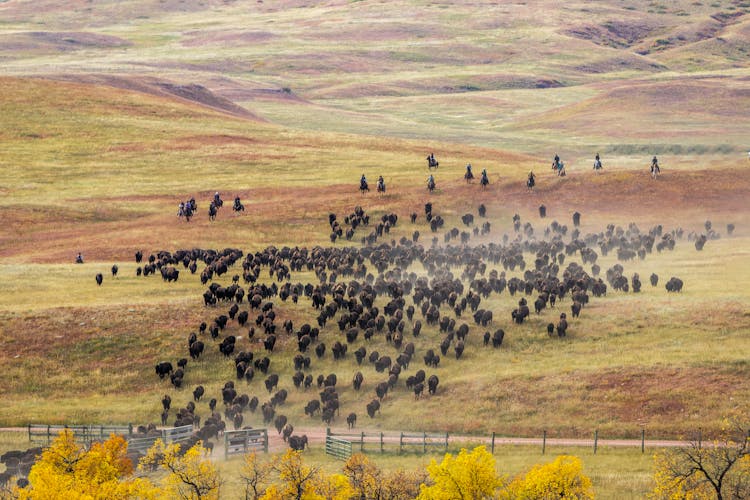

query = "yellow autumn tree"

[417,446,503,500]
[267,449,320,500]
[139,439,220,500]
[310,473,354,500]
[649,421,750,500]
[242,451,277,500]
[503,455,594,500]
[342,453,381,500]
[343,452,425,500]
[17,429,158,500]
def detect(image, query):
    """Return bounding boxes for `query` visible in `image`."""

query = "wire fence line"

[322,427,696,459]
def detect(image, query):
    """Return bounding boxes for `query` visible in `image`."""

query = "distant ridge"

[43,74,264,121]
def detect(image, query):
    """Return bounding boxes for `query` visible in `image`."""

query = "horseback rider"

[466,163,473,176]
[528,171,536,186]
[553,154,560,171]
[594,153,602,170]
[360,173,367,187]
[178,201,185,216]
[481,168,488,184]
[75,252,84,264]
[651,156,660,175]
[377,175,385,190]
[427,174,435,188]
[233,196,242,210]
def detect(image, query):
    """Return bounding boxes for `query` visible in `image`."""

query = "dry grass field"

[1,0,749,497]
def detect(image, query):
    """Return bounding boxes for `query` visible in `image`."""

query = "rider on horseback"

[594,153,602,171]
[427,174,435,190]
[466,163,473,176]
[553,154,560,171]
[481,168,488,185]
[377,175,385,192]
[528,171,536,188]
[650,156,660,176]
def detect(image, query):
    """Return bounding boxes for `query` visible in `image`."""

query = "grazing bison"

[274,415,288,434]
[366,399,380,418]
[428,375,439,395]
[264,374,279,393]
[353,371,364,391]
[414,382,424,399]
[665,277,684,292]
[492,329,505,347]
[304,400,320,417]
[155,362,173,379]
[288,435,308,451]
[347,412,357,429]
[193,385,204,402]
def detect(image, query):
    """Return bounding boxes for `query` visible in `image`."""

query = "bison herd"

[91,207,735,453]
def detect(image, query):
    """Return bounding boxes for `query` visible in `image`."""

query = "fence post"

[361,432,365,452]
[400,432,403,454]
[128,423,133,436]
[445,432,449,450]
[263,429,268,453]
[698,427,702,450]
[491,432,495,454]
[380,432,384,453]
[327,427,331,438]
[641,429,645,454]
[27,425,31,442]
[423,432,427,454]
[542,430,547,455]
[593,430,598,454]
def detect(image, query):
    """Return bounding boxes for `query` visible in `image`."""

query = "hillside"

[0,80,748,441]
[0,0,748,158]
[0,2,749,497]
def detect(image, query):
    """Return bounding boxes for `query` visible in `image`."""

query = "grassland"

[0,1,749,497]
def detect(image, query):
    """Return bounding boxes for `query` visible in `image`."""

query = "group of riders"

[177,192,245,221]
[362,151,662,195]
[359,174,387,194]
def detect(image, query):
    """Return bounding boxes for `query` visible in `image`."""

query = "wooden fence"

[224,429,269,459]
[27,424,194,452]
[28,424,132,445]
[325,436,353,460]
[326,428,448,454]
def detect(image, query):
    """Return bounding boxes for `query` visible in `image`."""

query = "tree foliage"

[265,449,320,500]
[139,439,220,500]
[650,423,750,500]
[502,455,594,500]
[417,446,503,500]
[343,453,425,500]
[242,452,277,500]
[17,429,158,500]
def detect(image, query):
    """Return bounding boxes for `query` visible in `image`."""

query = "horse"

[208,202,217,221]
[360,180,369,194]
[593,159,602,172]
[427,179,436,193]
[527,176,535,191]
[480,175,489,188]
[427,156,439,169]
[377,179,386,194]
[650,164,660,179]
[464,170,474,183]
[183,203,193,222]
[233,198,244,212]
